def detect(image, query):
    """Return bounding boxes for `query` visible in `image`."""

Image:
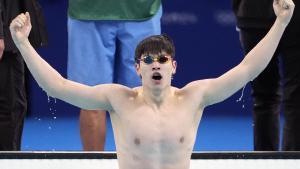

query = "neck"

[141,86,173,107]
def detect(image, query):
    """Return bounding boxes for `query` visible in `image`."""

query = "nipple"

[134,138,141,145]
[179,136,184,143]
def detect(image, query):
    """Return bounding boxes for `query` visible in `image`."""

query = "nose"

[152,62,160,71]
[152,67,160,71]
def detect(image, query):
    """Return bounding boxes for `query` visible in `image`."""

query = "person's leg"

[0,51,27,150]
[79,109,106,150]
[281,38,300,151]
[67,17,117,150]
[239,28,281,151]
[115,5,162,86]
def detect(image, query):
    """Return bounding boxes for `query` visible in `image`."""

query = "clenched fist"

[273,0,295,26]
[9,12,32,45]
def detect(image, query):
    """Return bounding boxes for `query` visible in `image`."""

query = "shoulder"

[178,79,212,101]
[94,83,139,98]
[178,79,210,93]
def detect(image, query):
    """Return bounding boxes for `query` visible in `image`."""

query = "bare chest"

[111,103,200,155]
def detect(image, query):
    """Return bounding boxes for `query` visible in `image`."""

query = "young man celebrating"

[9,0,294,168]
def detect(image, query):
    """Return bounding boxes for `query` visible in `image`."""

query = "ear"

[172,60,177,75]
[135,63,141,76]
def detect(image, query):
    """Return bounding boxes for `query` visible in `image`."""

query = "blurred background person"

[0,0,47,150]
[67,0,162,150]
[232,0,300,150]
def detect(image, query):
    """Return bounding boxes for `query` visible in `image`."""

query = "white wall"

[1,159,300,169]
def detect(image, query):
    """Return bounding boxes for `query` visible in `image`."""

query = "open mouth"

[152,72,162,80]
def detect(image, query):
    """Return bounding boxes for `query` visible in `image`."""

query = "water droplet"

[236,85,246,102]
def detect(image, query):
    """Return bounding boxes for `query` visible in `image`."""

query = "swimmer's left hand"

[273,0,295,26]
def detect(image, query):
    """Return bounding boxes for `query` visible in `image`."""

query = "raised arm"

[9,12,114,111]
[198,0,295,107]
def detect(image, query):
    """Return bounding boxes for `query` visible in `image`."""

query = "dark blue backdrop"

[28,1,251,119]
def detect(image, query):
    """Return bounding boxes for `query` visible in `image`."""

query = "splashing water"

[46,96,58,133]
[47,95,57,116]
[236,85,246,108]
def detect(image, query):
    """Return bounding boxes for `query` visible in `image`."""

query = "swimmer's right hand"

[9,12,32,45]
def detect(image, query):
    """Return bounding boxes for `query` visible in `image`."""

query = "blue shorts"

[67,6,162,87]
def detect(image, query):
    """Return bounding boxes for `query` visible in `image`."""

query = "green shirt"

[68,0,161,20]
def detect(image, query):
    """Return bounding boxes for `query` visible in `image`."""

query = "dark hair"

[135,34,175,63]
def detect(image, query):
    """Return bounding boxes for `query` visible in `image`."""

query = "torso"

[108,86,204,169]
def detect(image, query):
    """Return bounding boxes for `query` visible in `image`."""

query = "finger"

[25,12,31,26]
[273,0,281,9]
[273,0,277,10]
[282,0,290,9]
[274,0,281,6]
[16,14,26,25]
[15,14,27,28]
[15,18,25,27]
[11,22,21,31]
[19,14,27,24]
[285,0,295,9]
